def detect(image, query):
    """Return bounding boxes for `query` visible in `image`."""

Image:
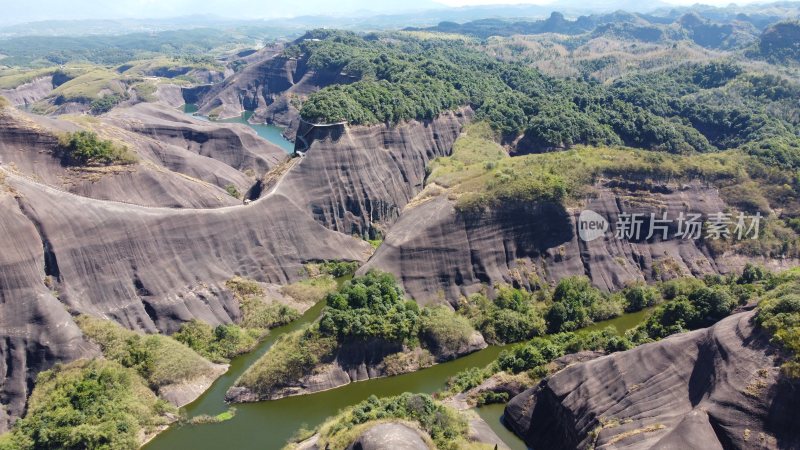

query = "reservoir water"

[144,302,652,450]
[182,104,295,154]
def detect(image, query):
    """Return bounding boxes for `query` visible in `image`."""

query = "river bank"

[144,304,652,450]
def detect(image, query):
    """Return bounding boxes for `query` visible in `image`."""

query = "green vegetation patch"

[51,68,124,102]
[173,320,260,364]
[280,276,338,305]
[419,306,477,356]
[755,267,800,377]
[226,277,300,329]
[236,271,482,397]
[234,326,337,398]
[76,315,213,389]
[187,407,237,425]
[458,286,547,345]
[0,359,175,450]
[307,261,360,278]
[132,81,157,103]
[296,32,799,166]
[57,131,137,166]
[224,184,241,199]
[430,124,756,211]
[0,68,53,89]
[174,278,300,363]
[319,271,421,343]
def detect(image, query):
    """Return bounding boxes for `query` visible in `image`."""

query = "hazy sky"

[0,0,772,24]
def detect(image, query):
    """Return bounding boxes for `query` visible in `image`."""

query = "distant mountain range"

[4,1,786,38]
[406,3,800,50]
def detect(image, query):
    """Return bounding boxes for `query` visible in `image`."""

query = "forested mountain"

[1,3,800,450]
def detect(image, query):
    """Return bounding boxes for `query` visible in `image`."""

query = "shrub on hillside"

[546,276,603,332]
[57,131,136,166]
[458,287,546,344]
[2,359,174,450]
[76,315,213,389]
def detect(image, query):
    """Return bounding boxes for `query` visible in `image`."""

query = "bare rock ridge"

[0,103,287,208]
[0,76,56,107]
[194,48,351,136]
[106,103,285,178]
[346,423,429,450]
[504,310,800,450]
[0,169,372,432]
[363,180,790,305]
[275,108,472,238]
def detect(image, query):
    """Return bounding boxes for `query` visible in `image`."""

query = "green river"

[144,302,651,450]
[149,108,652,449]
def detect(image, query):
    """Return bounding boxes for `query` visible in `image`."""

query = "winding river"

[144,300,651,450]
[149,109,651,449]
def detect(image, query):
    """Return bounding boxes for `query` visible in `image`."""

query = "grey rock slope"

[275,109,471,238]
[0,169,372,432]
[0,76,55,107]
[0,103,286,208]
[106,103,286,178]
[363,180,792,305]
[504,310,800,450]
[195,48,352,136]
[347,423,429,450]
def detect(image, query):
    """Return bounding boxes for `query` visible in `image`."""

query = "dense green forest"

[295,30,800,168]
[0,28,273,66]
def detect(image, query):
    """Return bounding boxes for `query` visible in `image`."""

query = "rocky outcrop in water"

[226,332,487,403]
[363,179,794,305]
[504,310,800,449]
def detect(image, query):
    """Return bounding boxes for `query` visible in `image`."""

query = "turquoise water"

[182,104,295,154]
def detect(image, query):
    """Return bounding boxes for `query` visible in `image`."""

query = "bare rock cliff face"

[363,180,793,305]
[0,77,56,107]
[0,171,372,431]
[504,310,800,450]
[195,50,349,134]
[275,108,472,238]
[0,104,286,208]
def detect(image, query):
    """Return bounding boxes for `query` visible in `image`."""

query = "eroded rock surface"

[277,108,471,237]
[504,310,800,450]
[0,169,372,431]
[347,423,430,450]
[0,76,55,107]
[363,180,795,305]
[0,103,287,208]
